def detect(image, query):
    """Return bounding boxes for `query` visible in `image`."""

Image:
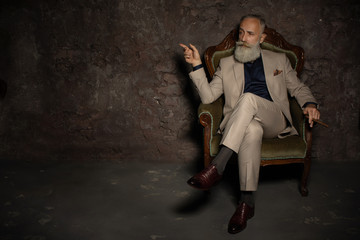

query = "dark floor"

[0,159,359,240]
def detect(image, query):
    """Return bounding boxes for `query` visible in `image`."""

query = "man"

[180,14,320,234]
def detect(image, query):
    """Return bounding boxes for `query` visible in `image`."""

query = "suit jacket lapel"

[233,61,244,94]
[261,49,277,99]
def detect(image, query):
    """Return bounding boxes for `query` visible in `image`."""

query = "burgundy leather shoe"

[187,164,222,190]
[228,202,255,234]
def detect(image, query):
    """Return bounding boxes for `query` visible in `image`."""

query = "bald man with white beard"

[180,14,320,234]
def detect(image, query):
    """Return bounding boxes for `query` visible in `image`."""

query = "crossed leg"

[220,93,287,191]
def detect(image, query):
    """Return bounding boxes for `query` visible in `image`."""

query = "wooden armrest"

[197,97,223,133]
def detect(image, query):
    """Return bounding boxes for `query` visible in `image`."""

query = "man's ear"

[260,33,267,43]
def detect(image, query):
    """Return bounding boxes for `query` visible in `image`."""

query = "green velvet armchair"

[198,27,312,196]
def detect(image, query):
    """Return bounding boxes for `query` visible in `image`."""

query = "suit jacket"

[189,49,317,137]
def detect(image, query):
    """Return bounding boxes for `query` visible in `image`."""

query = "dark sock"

[211,146,234,174]
[240,191,254,207]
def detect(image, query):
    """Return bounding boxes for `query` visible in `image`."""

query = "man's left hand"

[303,104,320,128]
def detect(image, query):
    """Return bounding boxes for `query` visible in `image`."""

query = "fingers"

[179,43,188,50]
[309,116,314,128]
[179,43,191,54]
[189,43,199,54]
[179,43,194,62]
[304,108,320,128]
[308,108,320,120]
[179,43,201,66]
[179,43,199,54]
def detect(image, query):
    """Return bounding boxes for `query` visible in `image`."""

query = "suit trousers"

[220,93,287,191]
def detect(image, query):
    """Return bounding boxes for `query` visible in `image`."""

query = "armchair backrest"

[204,27,304,78]
[203,27,306,136]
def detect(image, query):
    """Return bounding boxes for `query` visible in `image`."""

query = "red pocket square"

[273,69,283,76]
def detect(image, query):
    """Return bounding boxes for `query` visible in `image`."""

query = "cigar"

[305,115,329,128]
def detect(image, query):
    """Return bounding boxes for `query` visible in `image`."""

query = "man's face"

[234,17,266,63]
[238,17,265,46]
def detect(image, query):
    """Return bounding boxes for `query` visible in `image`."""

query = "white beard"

[234,40,261,63]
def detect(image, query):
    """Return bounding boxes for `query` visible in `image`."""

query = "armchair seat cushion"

[209,130,306,160]
[261,135,306,160]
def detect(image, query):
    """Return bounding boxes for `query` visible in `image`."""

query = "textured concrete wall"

[0,0,359,162]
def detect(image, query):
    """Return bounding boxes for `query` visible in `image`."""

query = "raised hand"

[179,43,202,67]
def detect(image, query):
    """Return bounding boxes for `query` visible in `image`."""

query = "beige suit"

[189,49,317,191]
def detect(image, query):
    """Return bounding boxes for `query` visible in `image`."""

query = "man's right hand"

[179,43,202,67]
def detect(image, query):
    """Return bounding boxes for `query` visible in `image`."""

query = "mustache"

[236,41,256,48]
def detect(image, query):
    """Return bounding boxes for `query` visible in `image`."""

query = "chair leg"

[200,113,213,168]
[204,152,211,168]
[300,157,311,196]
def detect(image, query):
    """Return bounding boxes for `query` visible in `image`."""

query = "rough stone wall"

[0,0,359,162]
